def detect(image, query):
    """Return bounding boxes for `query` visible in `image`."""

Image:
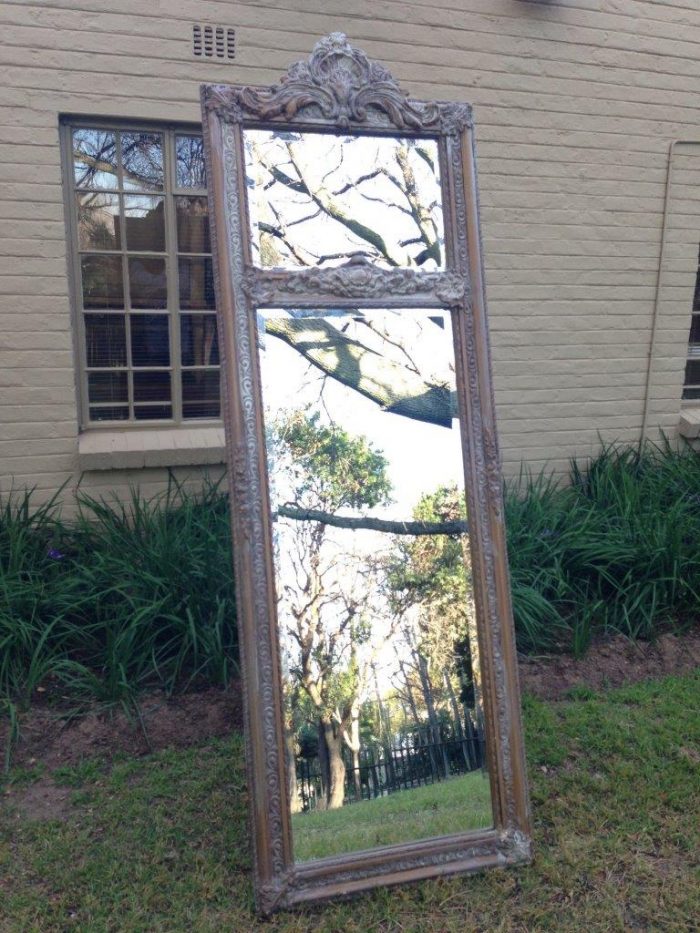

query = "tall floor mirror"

[201,33,531,915]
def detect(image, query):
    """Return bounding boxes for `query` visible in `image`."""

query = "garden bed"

[2,629,698,785]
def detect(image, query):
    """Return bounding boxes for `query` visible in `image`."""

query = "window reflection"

[128,256,167,309]
[73,129,118,189]
[81,255,124,309]
[121,132,164,191]
[76,192,121,251]
[70,125,220,423]
[124,196,166,252]
[181,314,219,367]
[178,257,215,310]
[176,135,206,188]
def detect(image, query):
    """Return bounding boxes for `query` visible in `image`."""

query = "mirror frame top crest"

[200,32,532,915]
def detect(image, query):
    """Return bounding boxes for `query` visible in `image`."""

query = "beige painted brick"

[2,0,700,494]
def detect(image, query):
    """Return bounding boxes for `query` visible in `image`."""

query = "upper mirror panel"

[244,130,445,270]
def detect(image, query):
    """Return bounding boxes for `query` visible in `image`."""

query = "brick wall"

[1,0,699,504]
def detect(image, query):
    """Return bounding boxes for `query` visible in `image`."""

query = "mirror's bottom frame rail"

[260,827,531,914]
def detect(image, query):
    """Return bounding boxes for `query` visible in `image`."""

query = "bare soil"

[2,632,698,823]
[518,630,700,700]
[0,685,243,774]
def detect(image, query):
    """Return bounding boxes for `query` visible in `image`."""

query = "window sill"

[679,407,700,440]
[78,426,227,471]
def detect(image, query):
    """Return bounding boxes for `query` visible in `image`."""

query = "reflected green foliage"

[279,410,392,511]
[387,485,468,612]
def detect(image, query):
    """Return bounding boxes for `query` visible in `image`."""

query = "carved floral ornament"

[241,259,471,309]
[204,32,472,135]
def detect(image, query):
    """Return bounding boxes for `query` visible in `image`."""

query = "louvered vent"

[192,24,235,60]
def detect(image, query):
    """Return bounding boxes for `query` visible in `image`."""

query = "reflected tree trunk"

[285,728,302,814]
[415,650,450,780]
[319,717,346,811]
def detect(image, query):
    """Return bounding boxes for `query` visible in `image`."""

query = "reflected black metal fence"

[297,714,485,812]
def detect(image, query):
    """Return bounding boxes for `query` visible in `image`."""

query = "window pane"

[176,135,206,188]
[81,255,124,309]
[130,314,170,367]
[85,314,127,367]
[124,195,165,252]
[178,257,215,309]
[76,192,121,250]
[181,314,219,366]
[182,369,220,403]
[684,359,700,385]
[134,404,172,420]
[128,256,167,308]
[89,405,129,421]
[88,371,128,403]
[133,370,171,402]
[73,129,118,189]
[683,386,700,400]
[689,314,700,346]
[176,197,210,253]
[121,132,164,191]
[183,400,221,419]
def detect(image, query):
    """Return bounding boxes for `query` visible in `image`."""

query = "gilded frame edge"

[200,32,532,917]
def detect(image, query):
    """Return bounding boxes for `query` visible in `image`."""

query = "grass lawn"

[292,770,492,862]
[1,672,698,931]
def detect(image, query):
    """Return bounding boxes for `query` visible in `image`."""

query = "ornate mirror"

[201,34,531,915]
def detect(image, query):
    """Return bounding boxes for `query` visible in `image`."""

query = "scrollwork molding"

[204,33,472,135]
[241,258,469,309]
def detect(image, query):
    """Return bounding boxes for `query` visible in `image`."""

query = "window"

[65,122,221,426]
[683,246,700,401]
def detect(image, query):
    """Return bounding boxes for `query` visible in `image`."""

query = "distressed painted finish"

[202,34,531,915]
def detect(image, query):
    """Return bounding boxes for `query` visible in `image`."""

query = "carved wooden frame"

[201,33,532,916]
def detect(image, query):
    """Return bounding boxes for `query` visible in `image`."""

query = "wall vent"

[192,24,235,60]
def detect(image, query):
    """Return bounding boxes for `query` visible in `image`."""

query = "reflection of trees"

[275,411,394,810]
[384,485,481,774]
[249,132,455,429]
[250,133,442,268]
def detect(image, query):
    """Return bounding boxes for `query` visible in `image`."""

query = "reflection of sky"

[260,309,465,515]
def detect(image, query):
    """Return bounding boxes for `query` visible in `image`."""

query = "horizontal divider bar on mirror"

[241,259,470,310]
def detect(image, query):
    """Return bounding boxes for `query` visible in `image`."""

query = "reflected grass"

[291,771,492,862]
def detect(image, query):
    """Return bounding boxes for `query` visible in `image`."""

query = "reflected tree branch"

[265,316,457,427]
[277,504,467,536]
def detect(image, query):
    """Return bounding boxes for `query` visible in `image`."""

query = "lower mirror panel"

[257,307,493,864]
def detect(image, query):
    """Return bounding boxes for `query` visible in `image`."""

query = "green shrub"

[0,478,238,708]
[1,440,699,709]
[506,440,700,654]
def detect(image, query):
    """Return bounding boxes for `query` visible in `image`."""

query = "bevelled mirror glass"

[201,33,531,915]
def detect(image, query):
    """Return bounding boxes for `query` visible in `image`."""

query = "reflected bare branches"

[245,131,444,270]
